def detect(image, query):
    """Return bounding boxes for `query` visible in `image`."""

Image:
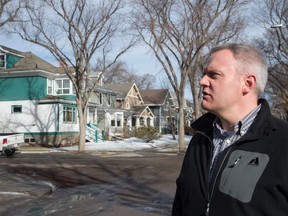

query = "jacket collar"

[191,98,275,137]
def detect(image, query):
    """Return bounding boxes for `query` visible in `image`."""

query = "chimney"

[59,58,67,67]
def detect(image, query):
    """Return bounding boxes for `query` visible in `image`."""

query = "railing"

[86,123,104,142]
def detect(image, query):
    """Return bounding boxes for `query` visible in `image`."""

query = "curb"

[0,173,54,197]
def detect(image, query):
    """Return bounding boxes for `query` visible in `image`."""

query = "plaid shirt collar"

[213,104,262,138]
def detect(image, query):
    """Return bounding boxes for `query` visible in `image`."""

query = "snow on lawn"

[62,134,192,152]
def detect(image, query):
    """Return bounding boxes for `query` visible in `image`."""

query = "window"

[111,113,122,127]
[125,98,130,109]
[11,105,22,113]
[116,114,122,126]
[63,105,77,123]
[99,93,103,105]
[47,79,53,95]
[0,53,5,68]
[111,119,115,126]
[108,95,111,106]
[55,79,71,95]
[55,80,62,94]
[63,79,70,94]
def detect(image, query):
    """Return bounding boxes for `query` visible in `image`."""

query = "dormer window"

[0,53,6,68]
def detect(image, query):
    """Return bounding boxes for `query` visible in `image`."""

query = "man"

[172,43,288,216]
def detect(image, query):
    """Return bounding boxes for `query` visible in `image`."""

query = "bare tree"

[10,0,135,151]
[104,61,155,89]
[185,0,248,119]
[131,0,248,152]
[136,73,155,89]
[0,0,24,28]
[104,61,134,84]
[268,66,288,120]
[252,0,288,120]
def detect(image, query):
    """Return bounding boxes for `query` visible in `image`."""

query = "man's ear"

[242,74,256,94]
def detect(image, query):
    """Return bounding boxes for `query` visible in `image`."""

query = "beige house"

[105,83,155,131]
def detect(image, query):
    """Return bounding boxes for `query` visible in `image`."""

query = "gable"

[140,89,169,105]
[132,105,154,118]
[0,45,56,74]
[126,84,143,103]
[0,46,25,69]
[6,53,22,69]
[140,106,154,118]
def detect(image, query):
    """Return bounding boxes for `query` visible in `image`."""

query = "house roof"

[104,82,135,98]
[93,84,117,95]
[14,52,56,72]
[0,45,26,57]
[0,45,68,76]
[0,45,99,80]
[38,95,76,104]
[140,89,169,105]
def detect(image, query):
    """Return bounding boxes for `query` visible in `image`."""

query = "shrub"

[134,126,160,142]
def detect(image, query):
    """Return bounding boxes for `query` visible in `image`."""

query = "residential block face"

[0,45,194,146]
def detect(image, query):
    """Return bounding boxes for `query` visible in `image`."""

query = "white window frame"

[111,112,123,127]
[63,105,77,124]
[55,78,73,95]
[11,105,22,114]
[47,79,53,95]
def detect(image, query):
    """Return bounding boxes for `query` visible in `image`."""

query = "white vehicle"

[0,133,24,156]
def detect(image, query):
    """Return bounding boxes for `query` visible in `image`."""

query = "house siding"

[0,76,47,101]
[0,100,79,133]
[6,54,22,68]
[0,45,82,146]
[0,100,79,146]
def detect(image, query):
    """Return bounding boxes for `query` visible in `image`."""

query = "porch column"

[120,113,124,127]
[105,112,111,136]
[86,108,90,124]
[144,117,147,126]
[136,117,140,128]
[150,117,154,127]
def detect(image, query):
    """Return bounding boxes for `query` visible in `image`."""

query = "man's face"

[200,49,245,115]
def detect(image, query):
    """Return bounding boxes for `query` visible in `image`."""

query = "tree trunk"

[77,99,87,152]
[188,68,202,120]
[178,108,185,152]
[192,78,202,119]
[178,92,186,153]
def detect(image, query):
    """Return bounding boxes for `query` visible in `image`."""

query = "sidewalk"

[19,145,60,153]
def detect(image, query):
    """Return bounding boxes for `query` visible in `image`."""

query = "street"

[0,151,184,216]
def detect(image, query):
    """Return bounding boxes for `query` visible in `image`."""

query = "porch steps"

[86,124,103,142]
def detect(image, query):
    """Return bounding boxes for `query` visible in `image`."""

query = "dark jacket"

[172,99,288,216]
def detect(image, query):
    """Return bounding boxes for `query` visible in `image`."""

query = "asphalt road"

[0,151,184,216]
